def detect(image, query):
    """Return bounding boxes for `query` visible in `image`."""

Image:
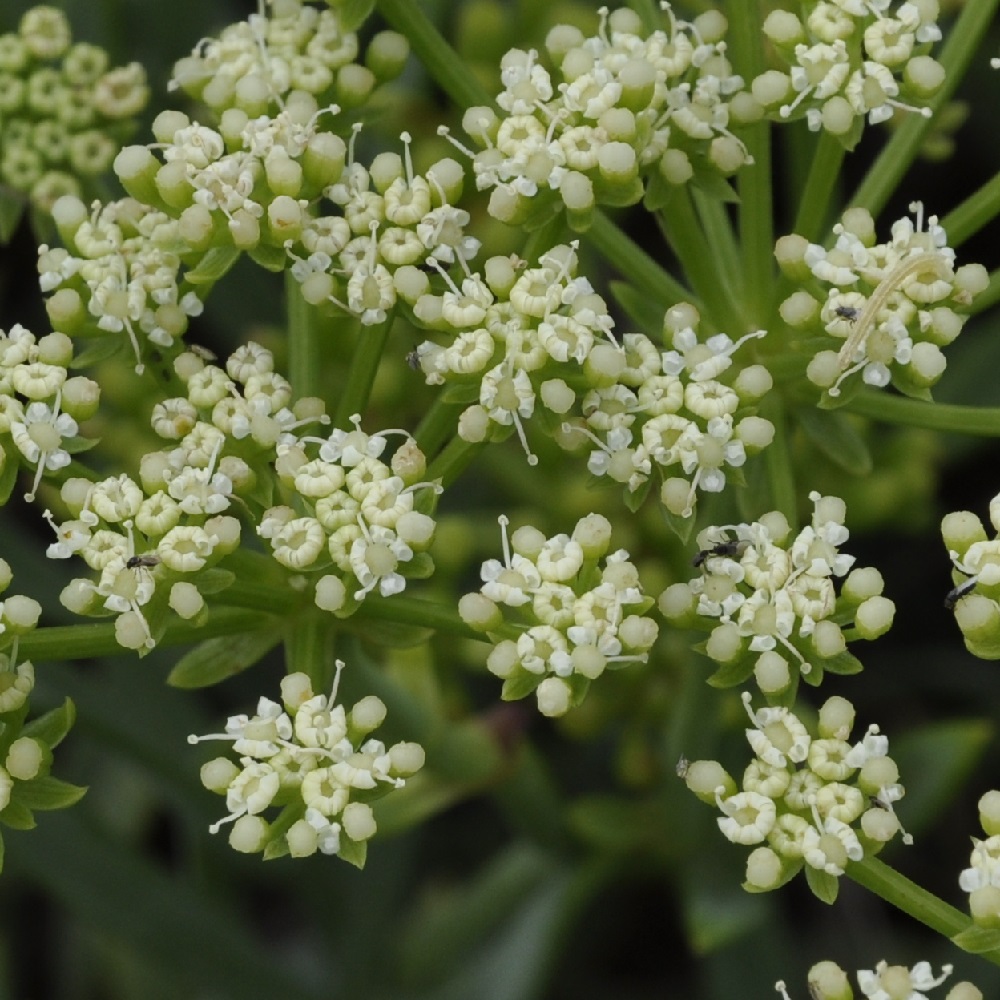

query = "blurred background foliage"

[1,1,1000,998]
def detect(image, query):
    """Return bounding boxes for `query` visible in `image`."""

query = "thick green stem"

[629,0,661,34]
[691,188,743,312]
[285,270,322,402]
[426,434,486,488]
[791,130,846,244]
[352,594,482,641]
[587,209,699,313]
[333,313,395,428]
[284,611,334,691]
[414,394,464,460]
[844,389,1000,436]
[658,190,739,331]
[849,0,1000,219]
[375,0,494,111]
[847,856,1000,966]
[941,171,1000,248]
[762,393,798,529]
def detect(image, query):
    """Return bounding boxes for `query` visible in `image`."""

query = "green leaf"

[339,0,375,32]
[404,552,435,580]
[441,381,481,405]
[193,568,236,595]
[820,650,864,676]
[804,864,839,904]
[690,167,740,204]
[247,243,289,273]
[0,799,35,830]
[360,619,435,649]
[609,280,670,337]
[795,405,873,475]
[661,504,697,544]
[337,835,367,869]
[642,170,676,213]
[799,659,825,687]
[15,776,87,811]
[706,655,755,689]
[0,186,26,244]
[185,246,241,285]
[622,476,651,513]
[22,697,76,748]
[500,670,542,702]
[70,335,127,370]
[952,924,1000,954]
[0,441,20,509]
[166,629,282,689]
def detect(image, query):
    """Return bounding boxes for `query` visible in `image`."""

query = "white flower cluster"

[777,959,974,1000]
[188,663,425,864]
[453,4,754,228]
[0,557,42,718]
[37,196,205,372]
[0,5,148,213]
[0,323,100,502]
[941,492,1000,660]
[777,202,988,400]
[684,693,910,896]
[264,413,440,614]
[459,512,658,717]
[753,0,945,138]
[660,492,895,693]
[412,245,774,519]
[956,790,1000,929]
[169,0,407,115]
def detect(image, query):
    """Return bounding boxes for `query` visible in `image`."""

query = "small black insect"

[868,794,888,811]
[692,538,747,568]
[126,554,160,570]
[833,305,860,322]
[406,347,421,371]
[944,576,977,610]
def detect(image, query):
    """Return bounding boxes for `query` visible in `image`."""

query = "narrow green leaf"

[952,924,1000,954]
[70,335,127,369]
[820,650,864,676]
[193,568,236,595]
[501,671,542,702]
[185,246,241,285]
[22,697,76,748]
[0,187,27,244]
[661,504,696,544]
[247,243,289,273]
[441,381,481,405]
[795,405,873,474]
[15,776,87,811]
[340,0,375,31]
[0,800,35,830]
[166,629,282,688]
[609,280,669,337]
[622,477,652,513]
[0,441,20,506]
[804,864,839,904]
[337,835,367,869]
[706,655,755,688]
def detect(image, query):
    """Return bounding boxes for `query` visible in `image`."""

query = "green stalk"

[426,434,486,488]
[762,393,798,529]
[728,0,773,327]
[847,856,1000,966]
[375,0,494,111]
[658,189,739,331]
[414,394,465,459]
[588,209,699,313]
[849,0,1000,219]
[285,270,322,402]
[284,611,334,691]
[692,188,743,310]
[629,0,661,34]
[353,594,482,641]
[844,389,1000,436]
[791,129,846,244]
[333,312,395,428]
[941,171,1000,248]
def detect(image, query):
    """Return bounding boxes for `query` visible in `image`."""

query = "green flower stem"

[942,171,1000,248]
[629,0,661,34]
[375,0,494,111]
[284,611,334,691]
[20,607,266,661]
[844,388,1000,436]
[333,312,395,429]
[691,188,743,311]
[761,393,798,528]
[791,130,847,245]
[414,395,464,460]
[847,856,1000,966]
[849,0,1000,219]
[970,267,1000,316]
[352,594,482,641]
[285,270,322,401]
[426,433,486,488]
[728,0,773,327]
[658,190,740,331]
[587,209,700,314]
[216,549,302,613]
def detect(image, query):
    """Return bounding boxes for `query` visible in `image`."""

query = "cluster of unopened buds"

[776,959,980,1000]
[660,492,895,695]
[189,661,425,864]
[753,0,945,139]
[459,512,658,717]
[777,201,987,401]
[451,2,756,230]
[0,5,148,214]
[683,693,910,900]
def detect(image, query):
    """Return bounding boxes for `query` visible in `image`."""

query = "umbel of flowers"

[459,512,658,717]
[683,693,910,903]
[776,201,988,402]
[453,3,757,231]
[776,959,980,1000]
[752,0,946,142]
[412,244,774,521]
[941,492,1000,660]
[188,661,425,866]
[0,5,148,218]
[0,559,84,869]
[660,492,895,697]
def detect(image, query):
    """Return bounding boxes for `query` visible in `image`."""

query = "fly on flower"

[126,554,160,570]
[944,576,976,610]
[692,537,748,568]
